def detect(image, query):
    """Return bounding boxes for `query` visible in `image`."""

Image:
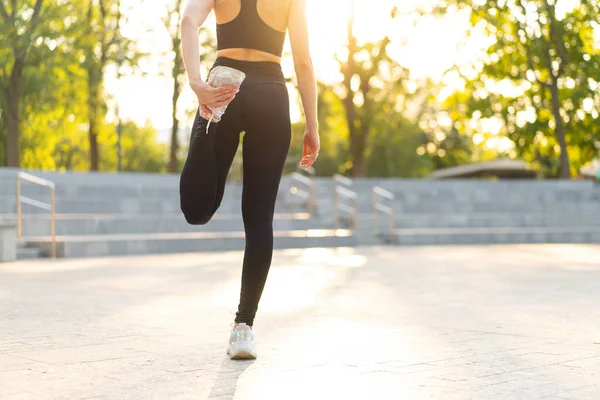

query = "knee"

[181,206,214,225]
[184,212,213,226]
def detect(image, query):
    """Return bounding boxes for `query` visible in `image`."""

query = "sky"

[105,0,483,134]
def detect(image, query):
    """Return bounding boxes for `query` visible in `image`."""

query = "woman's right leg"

[235,81,291,326]
[180,107,243,225]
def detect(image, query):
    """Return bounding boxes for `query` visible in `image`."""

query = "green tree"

[0,0,45,167]
[367,115,432,177]
[440,0,600,178]
[20,53,89,171]
[101,120,168,173]
[0,0,88,170]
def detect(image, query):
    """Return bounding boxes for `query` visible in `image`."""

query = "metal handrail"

[333,173,353,187]
[289,169,316,215]
[333,176,358,230]
[16,172,56,258]
[372,186,395,236]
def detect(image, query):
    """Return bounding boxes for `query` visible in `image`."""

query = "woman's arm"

[181,0,237,108]
[289,0,317,132]
[289,0,320,168]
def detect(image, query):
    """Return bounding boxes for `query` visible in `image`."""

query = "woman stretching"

[179,0,319,359]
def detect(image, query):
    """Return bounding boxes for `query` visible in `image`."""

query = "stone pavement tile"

[8,341,159,365]
[430,367,496,383]
[0,354,39,371]
[552,384,600,400]
[145,353,227,374]
[0,391,35,400]
[240,366,423,399]
[570,385,600,399]
[22,349,154,368]
[486,378,569,397]
[426,346,536,368]
[379,361,440,375]
[557,355,600,369]
[0,341,32,354]
[511,382,592,399]
[1,333,91,350]
[0,367,48,391]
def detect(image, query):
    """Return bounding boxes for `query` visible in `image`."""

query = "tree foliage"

[439,0,600,178]
[2,0,597,180]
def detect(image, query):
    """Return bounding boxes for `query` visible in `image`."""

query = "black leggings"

[180,57,291,326]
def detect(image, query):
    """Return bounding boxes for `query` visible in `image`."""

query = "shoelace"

[205,106,227,135]
[205,110,215,135]
[233,326,252,342]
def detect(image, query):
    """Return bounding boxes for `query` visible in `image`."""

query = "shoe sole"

[227,342,257,360]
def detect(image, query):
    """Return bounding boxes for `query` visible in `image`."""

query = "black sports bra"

[216,0,287,57]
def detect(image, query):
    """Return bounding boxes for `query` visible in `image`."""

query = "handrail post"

[390,199,395,237]
[333,185,339,230]
[16,175,22,239]
[289,170,317,217]
[372,189,378,234]
[372,186,396,238]
[353,195,358,230]
[50,186,56,258]
[289,184,296,214]
[309,176,315,215]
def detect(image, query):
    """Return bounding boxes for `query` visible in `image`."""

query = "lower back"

[216,48,282,64]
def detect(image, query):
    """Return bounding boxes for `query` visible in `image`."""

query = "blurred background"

[1,0,598,179]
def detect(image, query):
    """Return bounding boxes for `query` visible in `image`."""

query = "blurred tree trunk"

[87,67,102,171]
[165,0,185,173]
[544,0,570,178]
[83,0,122,171]
[339,4,394,177]
[5,56,24,167]
[341,4,363,177]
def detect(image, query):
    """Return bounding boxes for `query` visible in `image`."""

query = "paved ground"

[1,245,600,400]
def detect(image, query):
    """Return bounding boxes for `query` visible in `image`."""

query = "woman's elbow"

[180,14,200,30]
[294,58,314,74]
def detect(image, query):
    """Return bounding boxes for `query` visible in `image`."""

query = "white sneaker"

[227,323,257,360]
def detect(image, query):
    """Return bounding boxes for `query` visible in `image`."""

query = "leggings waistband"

[213,57,283,77]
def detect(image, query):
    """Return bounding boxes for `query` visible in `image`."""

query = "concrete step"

[0,195,292,214]
[6,174,599,200]
[392,202,600,214]
[348,198,600,213]
[385,226,600,246]
[293,192,600,214]
[351,213,600,238]
[390,213,600,229]
[24,229,356,258]
[16,246,45,260]
[6,195,600,215]
[3,213,322,236]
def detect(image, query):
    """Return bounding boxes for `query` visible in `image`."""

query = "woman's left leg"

[180,104,243,225]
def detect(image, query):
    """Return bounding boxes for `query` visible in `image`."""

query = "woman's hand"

[198,104,212,121]
[300,129,320,169]
[190,79,238,108]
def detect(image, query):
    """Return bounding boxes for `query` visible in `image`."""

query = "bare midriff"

[216,48,282,64]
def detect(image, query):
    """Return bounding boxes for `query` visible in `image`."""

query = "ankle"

[234,322,253,330]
